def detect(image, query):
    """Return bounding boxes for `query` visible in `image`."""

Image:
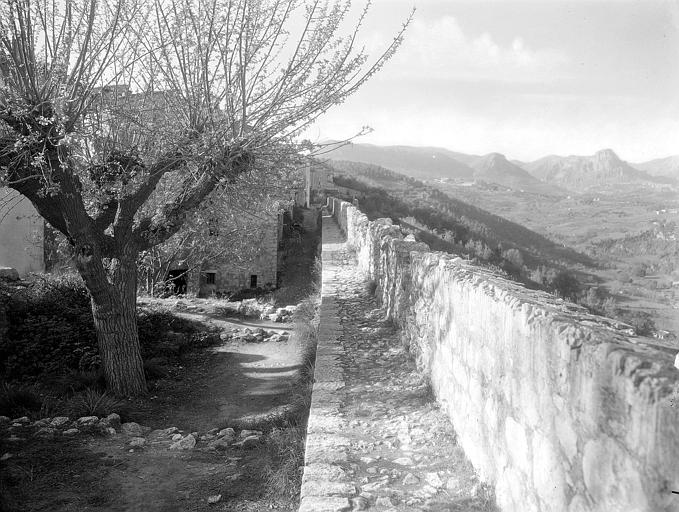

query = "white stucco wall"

[0,188,44,276]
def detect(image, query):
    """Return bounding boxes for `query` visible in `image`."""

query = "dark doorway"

[250,274,258,288]
[167,269,188,294]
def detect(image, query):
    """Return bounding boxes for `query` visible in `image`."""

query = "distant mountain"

[472,153,564,196]
[522,149,674,192]
[631,155,679,180]
[324,143,475,181]
[327,160,595,271]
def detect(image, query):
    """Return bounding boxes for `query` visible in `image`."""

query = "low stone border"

[298,295,353,512]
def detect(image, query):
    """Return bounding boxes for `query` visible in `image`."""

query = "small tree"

[0,0,411,395]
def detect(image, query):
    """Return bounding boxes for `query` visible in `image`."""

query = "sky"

[305,0,679,162]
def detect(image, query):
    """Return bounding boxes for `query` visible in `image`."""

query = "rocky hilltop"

[472,152,563,196]
[516,149,673,192]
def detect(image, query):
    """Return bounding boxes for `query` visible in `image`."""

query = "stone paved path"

[299,214,496,512]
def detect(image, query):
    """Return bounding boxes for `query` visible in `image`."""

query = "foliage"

[0,381,41,417]
[0,0,411,395]
[0,273,214,382]
[1,273,99,379]
[262,424,307,499]
[66,388,126,418]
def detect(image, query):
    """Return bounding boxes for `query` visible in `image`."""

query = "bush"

[0,382,42,417]
[262,424,306,499]
[66,388,126,418]
[1,274,208,382]
[1,273,98,380]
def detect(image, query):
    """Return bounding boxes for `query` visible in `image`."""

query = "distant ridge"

[324,142,676,193]
[472,153,564,196]
[521,149,674,192]
[632,155,679,180]
[324,143,474,180]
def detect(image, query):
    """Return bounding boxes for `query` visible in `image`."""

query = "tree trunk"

[88,256,147,396]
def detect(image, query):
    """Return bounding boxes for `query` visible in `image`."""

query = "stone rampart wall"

[328,197,679,512]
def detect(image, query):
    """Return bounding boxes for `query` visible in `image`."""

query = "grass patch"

[0,436,121,512]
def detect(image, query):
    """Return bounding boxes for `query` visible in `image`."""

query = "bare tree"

[0,0,411,395]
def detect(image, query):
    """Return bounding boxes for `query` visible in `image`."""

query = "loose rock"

[169,434,196,450]
[76,416,99,427]
[121,422,145,437]
[129,437,146,448]
[207,495,222,504]
[50,417,70,428]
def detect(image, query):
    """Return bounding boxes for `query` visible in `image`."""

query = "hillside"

[472,153,564,196]
[324,143,474,180]
[327,160,595,273]
[522,149,674,192]
[632,155,679,180]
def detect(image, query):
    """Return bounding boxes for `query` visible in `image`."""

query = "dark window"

[166,269,187,295]
[250,275,257,288]
[205,272,216,285]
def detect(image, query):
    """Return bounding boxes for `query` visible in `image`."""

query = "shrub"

[1,278,207,382]
[1,273,98,380]
[66,388,126,418]
[0,382,42,417]
[262,424,306,499]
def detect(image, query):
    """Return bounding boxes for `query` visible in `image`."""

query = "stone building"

[0,188,44,276]
[195,212,282,297]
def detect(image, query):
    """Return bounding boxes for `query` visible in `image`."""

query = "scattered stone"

[217,428,236,440]
[5,436,25,442]
[0,453,13,461]
[76,416,99,428]
[12,416,29,424]
[402,473,420,486]
[207,438,232,451]
[63,428,80,436]
[392,457,413,466]
[0,416,10,425]
[207,428,219,435]
[0,267,19,280]
[149,426,180,439]
[121,422,145,437]
[171,433,183,441]
[50,417,70,428]
[129,437,146,448]
[32,418,51,428]
[169,434,196,450]
[362,480,386,492]
[101,413,121,429]
[239,429,262,438]
[232,435,260,449]
[350,496,370,510]
[35,427,57,439]
[376,496,394,507]
[102,427,117,437]
[425,472,444,488]
[207,495,222,504]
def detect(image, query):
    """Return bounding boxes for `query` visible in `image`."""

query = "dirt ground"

[1,309,310,512]
[1,212,321,512]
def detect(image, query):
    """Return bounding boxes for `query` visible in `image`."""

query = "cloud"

[376,16,569,83]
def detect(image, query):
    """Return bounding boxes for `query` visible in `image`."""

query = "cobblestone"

[300,213,496,512]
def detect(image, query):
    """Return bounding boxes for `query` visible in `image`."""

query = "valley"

[324,143,679,340]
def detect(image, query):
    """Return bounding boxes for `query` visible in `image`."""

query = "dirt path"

[130,313,303,432]
[2,311,308,512]
[95,313,306,512]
